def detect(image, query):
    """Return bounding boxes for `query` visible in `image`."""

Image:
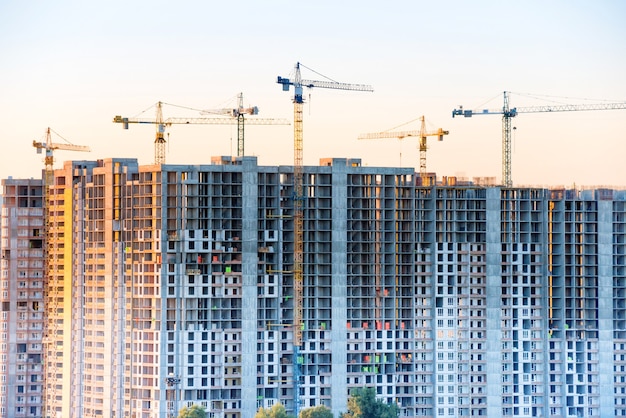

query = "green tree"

[341,387,399,418]
[177,404,206,418]
[299,405,333,418]
[255,402,293,418]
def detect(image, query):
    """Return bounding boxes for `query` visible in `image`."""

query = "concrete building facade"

[33,157,626,418]
[0,178,45,418]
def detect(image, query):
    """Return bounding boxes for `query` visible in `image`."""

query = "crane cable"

[42,128,78,146]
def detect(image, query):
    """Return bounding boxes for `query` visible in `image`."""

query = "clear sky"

[1,1,625,187]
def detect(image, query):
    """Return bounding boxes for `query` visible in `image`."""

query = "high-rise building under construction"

[0,178,45,418]
[29,156,626,418]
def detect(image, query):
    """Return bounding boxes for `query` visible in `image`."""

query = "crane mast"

[236,92,258,157]
[155,102,167,164]
[32,128,90,417]
[277,62,372,417]
[502,92,512,188]
[453,91,626,187]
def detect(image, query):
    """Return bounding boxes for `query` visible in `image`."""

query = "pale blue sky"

[1,1,625,186]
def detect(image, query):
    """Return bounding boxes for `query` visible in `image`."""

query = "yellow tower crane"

[113,97,289,164]
[32,127,90,417]
[32,127,91,232]
[358,115,449,178]
[277,61,372,417]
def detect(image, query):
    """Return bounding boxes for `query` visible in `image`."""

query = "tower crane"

[113,99,289,163]
[358,115,449,177]
[33,127,92,208]
[32,127,90,417]
[453,91,626,187]
[277,61,372,417]
[199,92,261,157]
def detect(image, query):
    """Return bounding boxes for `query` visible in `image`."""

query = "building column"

[597,200,615,417]
[331,162,349,416]
[485,187,503,417]
[241,158,260,414]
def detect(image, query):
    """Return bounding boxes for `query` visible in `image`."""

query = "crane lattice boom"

[114,115,288,127]
[358,130,424,140]
[300,79,374,92]
[33,141,91,153]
